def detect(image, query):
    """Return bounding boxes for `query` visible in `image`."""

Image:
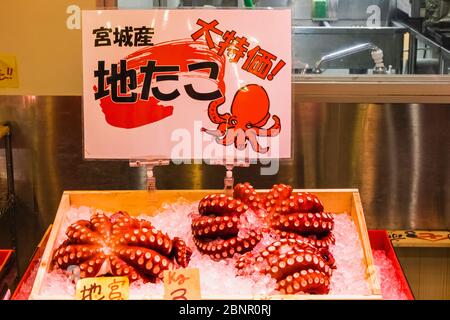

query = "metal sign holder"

[209,158,250,195]
[129,159,170,191]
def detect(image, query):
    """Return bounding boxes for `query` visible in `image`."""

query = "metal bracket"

[129,159,170,191]
[210,158,250,195]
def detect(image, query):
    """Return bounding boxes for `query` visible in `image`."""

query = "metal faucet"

[313,42,387,74]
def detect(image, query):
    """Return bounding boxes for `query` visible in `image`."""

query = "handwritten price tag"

[75,277,129,300]
[163,268,201,300]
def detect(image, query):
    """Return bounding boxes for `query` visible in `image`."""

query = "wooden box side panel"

[29,193,71,300]
[67,190,217,216]
[350,191,381,296]
[303,190,354,214]
[66,189,356,217]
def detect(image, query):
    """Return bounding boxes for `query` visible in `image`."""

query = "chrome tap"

[313,42,387,74]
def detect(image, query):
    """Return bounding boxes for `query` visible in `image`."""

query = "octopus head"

[229,84,271,130]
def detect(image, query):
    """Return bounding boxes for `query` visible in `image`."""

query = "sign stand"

[210,158,250,195]
[129,160,170,191]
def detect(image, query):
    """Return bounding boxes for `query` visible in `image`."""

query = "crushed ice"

[328,214,371,295]
[373,250,409,300]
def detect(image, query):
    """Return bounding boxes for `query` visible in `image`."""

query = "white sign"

[82,9,291,160]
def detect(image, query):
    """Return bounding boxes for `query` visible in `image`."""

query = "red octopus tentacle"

[207,95,227,124]
[215,127,237,146]
[271,212,334,234]
[277,270,330,295]
[265,187,333,249]
[251,115,281,137]
[65,221,104,246]
[263,249,333,281]
[246,129,269,153]
[263,184,293,214]
[90,211,113,239]
[52,243,102,269]
[273,229,336,249]
[110,256,147,282]
[235,237,333,295]
[171,238,192,268]
[114,246,173,281]
[117,229,174,258]
[113,217,174,257]
[236,238,324,275]
[78,254,108,278]
[192,186,264,259]
[233,183,263,211]
[193,230,262,260]
[201,122,230,138]
[198,194,248,216]
[192,215,240,239]
[235,128,248,150]
[287,192,325,213]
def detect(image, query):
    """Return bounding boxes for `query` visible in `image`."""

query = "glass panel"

[118,0,155,8]
[173,0,450,78]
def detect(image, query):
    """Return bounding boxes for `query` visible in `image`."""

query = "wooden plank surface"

[389,230,450,248]
[395,247,450,300]
[351,191,381,295]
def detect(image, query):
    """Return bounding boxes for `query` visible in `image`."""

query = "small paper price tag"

[75,277,129,300]
[163,268,201,300]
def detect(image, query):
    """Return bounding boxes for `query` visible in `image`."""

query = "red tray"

[0,249,15,299]
[368,230,414,300]
[0,250,13,270]
[11,226,52,300]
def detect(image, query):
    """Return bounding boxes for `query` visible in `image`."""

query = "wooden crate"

[29,189,382,300]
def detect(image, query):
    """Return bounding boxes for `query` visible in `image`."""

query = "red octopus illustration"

[202,84,281,153]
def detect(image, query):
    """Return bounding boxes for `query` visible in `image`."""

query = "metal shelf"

[395,20,450,74]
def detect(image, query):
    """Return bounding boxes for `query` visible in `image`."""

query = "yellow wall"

[0,0,96,96]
